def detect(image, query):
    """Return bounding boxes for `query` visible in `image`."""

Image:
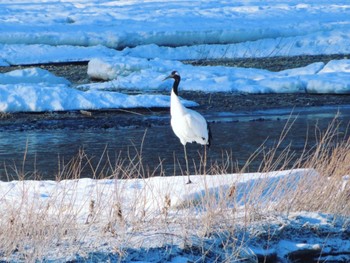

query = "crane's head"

[163,71,180,81]
[163,71,181,95]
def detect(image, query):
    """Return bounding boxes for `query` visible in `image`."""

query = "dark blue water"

[0,106,349,180]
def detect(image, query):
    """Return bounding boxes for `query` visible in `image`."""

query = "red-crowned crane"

[164,71,211,184]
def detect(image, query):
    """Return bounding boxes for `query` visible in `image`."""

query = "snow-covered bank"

[0,169,349,262]
[0,44,117,66]
[1,0,350,67]
[0,0,350,47]
[122,29,350,60]
[1,1,350,50]
[0,68,197,112]
[86,57,350,94]
[1,58,350,112]
[2,28,350,66]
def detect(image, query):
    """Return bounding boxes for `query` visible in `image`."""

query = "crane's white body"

[170,89,209,146]
[164,70,210,183]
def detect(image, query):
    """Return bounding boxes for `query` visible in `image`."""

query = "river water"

[0,106,349,181]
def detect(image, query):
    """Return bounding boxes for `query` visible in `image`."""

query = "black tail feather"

[207,121,212,148]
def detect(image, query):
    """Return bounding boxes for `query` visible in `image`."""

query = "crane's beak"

[163,74,172,81]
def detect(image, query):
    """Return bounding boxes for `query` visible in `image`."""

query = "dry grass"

[0,117,349,262]
[275,117,350,217]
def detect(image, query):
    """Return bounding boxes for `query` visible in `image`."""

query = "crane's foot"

[186,179,192,184]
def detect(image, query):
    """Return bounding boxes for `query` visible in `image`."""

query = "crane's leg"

[183,145,192,184]
[203,145,207,175]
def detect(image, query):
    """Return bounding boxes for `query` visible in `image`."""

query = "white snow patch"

[0,44,118,65]
[0,68,197,112]
[278,240,321,258]
[319,59,350,73]
[305,73,350,94]
[2,56,350,113]
[85,57,350,94]
[0,68,70,85]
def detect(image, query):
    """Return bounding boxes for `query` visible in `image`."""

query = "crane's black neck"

[172,75,180,96]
